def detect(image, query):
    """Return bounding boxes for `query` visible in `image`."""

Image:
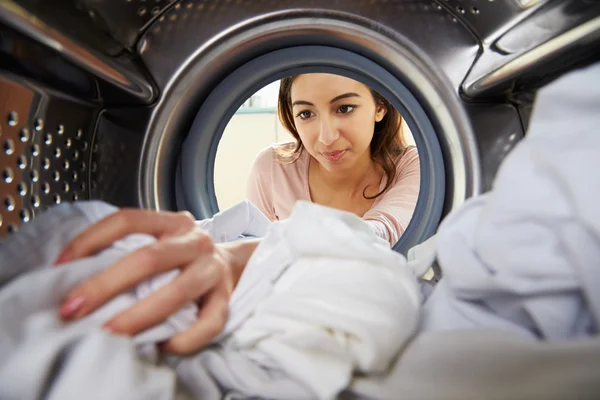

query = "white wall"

[213,112,291,210]
[214,112,415,210]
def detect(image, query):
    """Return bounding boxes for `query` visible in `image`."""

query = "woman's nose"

[318,118,339,146]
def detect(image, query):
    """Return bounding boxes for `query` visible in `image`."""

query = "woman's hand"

[54,208,259,355]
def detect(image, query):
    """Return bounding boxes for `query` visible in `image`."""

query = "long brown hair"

[276,75,408,199]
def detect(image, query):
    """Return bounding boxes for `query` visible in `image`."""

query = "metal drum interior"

[0,0,599,250]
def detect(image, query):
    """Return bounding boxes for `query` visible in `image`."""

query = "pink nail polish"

[54,250,71,266]
[59,296,85,318]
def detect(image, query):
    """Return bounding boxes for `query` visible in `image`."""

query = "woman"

[54,74,420,355]
[247,73,420,246]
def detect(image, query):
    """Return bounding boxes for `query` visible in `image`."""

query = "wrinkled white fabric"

[194,201,421,400]
[0,199,271,348]
[0,199,420,400]
[345,61,600,400]
[0,199,271,400]
[418,61,600,341]
[135,199,273,343]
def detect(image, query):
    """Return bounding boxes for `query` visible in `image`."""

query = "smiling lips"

[322,150,347,162]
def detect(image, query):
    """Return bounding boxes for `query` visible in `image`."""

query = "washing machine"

[0,0,599,256]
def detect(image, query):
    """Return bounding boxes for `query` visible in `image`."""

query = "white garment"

[418,61,600,341]
[346,61,600,400]
[136,199,273,343]
[0,200,271,400]
[190,201,421,400]
[0,199,421,400]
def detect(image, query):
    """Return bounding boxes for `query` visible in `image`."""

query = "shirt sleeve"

[363,146,421,246]
[246,147,277,221]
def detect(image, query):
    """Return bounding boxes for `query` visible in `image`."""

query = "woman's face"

[290,73,386,172]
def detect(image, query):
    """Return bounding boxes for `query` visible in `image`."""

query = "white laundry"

[0,199,271,400]
[417,61,600,341]
[0,199,421,400]
[186,201,421,400]
[345,61,600,400]
[135,199,273,343]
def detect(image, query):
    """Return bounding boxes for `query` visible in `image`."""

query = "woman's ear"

[375,104,387,122]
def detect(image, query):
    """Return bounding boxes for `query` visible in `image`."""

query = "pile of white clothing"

[181,201,421,400]
[417,60,600,341]
[0,199,421,400]
[345,61,600,400]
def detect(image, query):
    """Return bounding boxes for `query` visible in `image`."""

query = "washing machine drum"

[0,0,598,254]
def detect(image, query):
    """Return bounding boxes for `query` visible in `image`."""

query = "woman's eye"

[297,110,313,120]
[337,105,355,114]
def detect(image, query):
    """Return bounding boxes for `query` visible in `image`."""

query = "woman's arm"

[55,209,262,355]
[362,147,421,246]
[246,147,277,221]
[218,238,261,286]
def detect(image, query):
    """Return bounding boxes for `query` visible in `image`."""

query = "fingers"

[102,252,224,335]
[55,209,196,265]
[59,229,214,320]
[161,285,231,355]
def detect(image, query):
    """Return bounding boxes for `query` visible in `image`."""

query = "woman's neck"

[310,150,381,198]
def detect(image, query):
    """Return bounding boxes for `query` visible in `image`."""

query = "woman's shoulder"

[392,145,420,180]
[251,141,304,173]
[250,145,274,173]
[398,145,418,159]
[393,145,419,167]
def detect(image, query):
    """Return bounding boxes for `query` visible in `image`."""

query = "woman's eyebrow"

[292,92,361,107]
[292,100,313,107]
[330,92,360,103]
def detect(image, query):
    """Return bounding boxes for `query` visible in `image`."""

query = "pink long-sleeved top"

[246,143,420,245]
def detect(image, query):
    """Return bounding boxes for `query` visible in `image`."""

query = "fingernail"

[54,250,72,266]
[59,296,85,318]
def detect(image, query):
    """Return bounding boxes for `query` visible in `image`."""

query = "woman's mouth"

[322,150,347,162]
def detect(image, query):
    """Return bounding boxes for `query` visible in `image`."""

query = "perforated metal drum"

[0,0,598,248]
